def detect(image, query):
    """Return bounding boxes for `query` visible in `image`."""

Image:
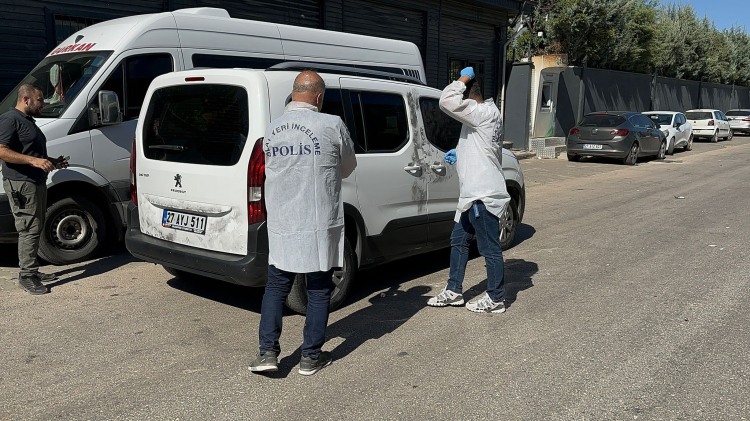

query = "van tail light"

[708,120,715,126]
[610,129,629,136]
[569,128,580,135]
[248,138,266,225]
[130,136,137,205]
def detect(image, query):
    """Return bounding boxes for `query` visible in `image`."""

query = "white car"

[125,67,526,314]
[725,109,750,135]
[686,109,732,143]
[643,111,693,154]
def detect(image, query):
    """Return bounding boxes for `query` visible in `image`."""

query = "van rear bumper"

[124,202,269,287]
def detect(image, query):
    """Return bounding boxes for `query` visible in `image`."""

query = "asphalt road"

[1,136,749,421]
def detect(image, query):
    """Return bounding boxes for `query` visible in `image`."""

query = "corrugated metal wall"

[173,0,322,28]
[0,0,164,101]
[341,0,427,65]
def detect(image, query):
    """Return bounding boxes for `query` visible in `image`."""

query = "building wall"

[0,0,516,101]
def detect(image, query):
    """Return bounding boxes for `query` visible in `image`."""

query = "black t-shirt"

[0,108,49,184]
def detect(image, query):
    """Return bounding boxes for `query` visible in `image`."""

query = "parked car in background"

[686,109,732,142]
[643,111,693,154]
[566,112,668,165]
[725,109,750,135]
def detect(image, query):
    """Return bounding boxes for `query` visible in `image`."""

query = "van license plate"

[583,144,603,150]
[162,210,207,235]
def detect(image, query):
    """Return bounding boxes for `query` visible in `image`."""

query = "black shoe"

[18,273,49,295]
[249,351,278,373]
[299,351,332,376]
[38,272,58,283]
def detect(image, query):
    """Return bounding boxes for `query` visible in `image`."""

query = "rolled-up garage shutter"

[342,0,426,64]
[440,15,497,98]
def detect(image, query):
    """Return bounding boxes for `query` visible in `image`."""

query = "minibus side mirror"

[89,90,123,127]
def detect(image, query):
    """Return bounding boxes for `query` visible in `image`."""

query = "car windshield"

[726,110,750,117]
[647,114,673,125]
[580,114,626,127]
[686,111,713,120]
[0,51,111,118]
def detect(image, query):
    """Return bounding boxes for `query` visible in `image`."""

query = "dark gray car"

[566,112,668,165]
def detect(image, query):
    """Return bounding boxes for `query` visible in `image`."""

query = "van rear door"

[135,72,268,256]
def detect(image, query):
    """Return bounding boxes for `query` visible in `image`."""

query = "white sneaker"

[466,293,506,313]
[427,287,465,307]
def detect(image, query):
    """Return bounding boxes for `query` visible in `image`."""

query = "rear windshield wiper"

[149,145,187,152]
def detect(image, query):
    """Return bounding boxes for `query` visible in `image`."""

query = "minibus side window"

[97,53,173,121]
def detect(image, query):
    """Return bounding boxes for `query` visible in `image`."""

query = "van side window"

[322,89,346,122]
[350,91,408,153]
[191,54,283,69]
[419,97,462,152]
[126,55,173,117]
[99,53,173,120]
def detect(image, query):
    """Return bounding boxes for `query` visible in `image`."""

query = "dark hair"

[464,78,483,101]
[17,84,43,102]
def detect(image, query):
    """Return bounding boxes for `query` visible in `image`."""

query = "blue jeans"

[258,266,333,359]
[447,201,506,302]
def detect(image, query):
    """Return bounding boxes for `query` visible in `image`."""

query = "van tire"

[39,196,107,265]
[285,237,356,315]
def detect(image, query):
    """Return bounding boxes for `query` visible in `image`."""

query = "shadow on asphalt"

[464,258,538,308]
[46,251,137,290]
[513,223,536,248]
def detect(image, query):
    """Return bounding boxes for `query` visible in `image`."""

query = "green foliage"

[509,0,750,86]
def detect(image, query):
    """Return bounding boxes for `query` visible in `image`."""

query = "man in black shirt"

[0,84,67,295]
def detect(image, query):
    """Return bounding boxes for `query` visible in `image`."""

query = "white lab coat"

[263,102,357,273]
[439,81,510,222]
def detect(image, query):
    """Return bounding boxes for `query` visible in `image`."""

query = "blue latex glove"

[445,149,457,165]
[460,67,475,80]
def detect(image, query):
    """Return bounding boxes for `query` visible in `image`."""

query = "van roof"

[49,8,423,70]
[152,68,439,93]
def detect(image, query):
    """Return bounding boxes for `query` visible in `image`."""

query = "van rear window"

[142,84,249,166]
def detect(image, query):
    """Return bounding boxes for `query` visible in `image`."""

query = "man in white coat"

[427,67,511,314]
[250,71,357,375]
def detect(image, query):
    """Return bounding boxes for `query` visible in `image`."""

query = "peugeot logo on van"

[174,174,182,188]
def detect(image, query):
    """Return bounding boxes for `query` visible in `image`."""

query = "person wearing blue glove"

[460,67,475,80]
[444,149,457,165]
[427,67,511,314]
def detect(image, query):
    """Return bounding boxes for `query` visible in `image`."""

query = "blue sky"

[679,0,750,30]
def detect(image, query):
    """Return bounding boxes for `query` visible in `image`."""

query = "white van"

[125,67,526,313]
[0,7,425,265]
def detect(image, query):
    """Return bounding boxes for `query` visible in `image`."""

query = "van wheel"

[39,196,106,265]
[500,197,518,251]
[285,237,356,315]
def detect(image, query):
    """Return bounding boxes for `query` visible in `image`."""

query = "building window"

[54,15,102,45]
[449,59,485,91]
[540,82,553,112]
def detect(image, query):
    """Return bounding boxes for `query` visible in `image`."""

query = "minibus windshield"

[0,51,111,118]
